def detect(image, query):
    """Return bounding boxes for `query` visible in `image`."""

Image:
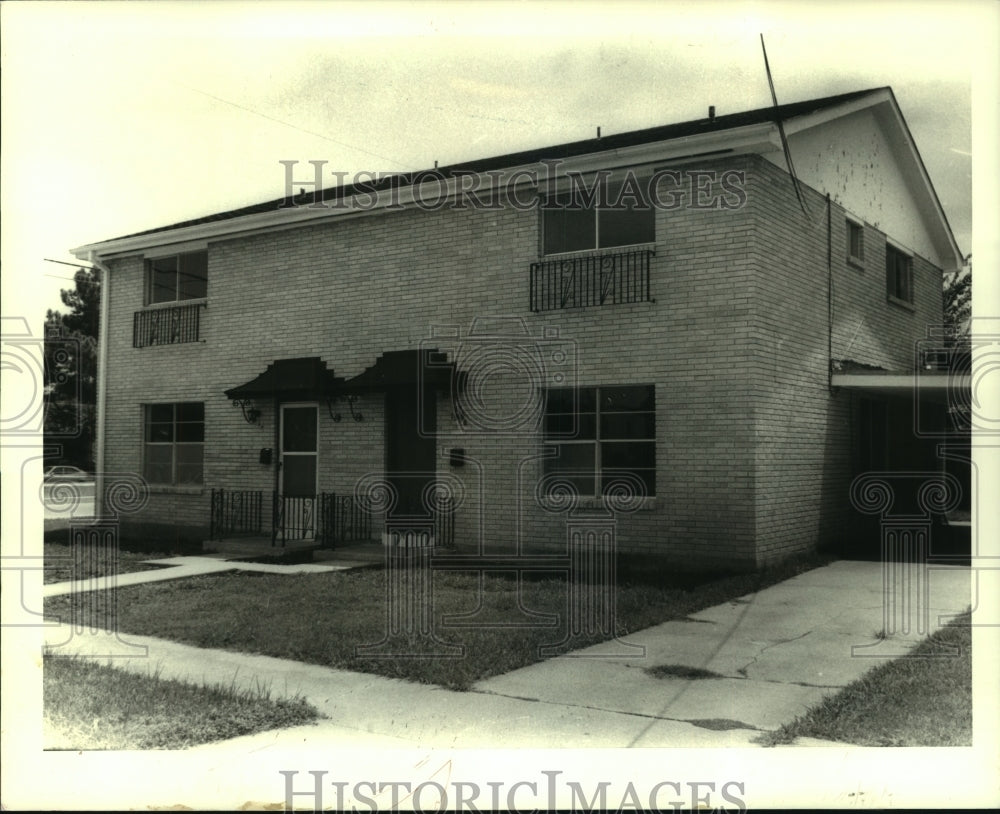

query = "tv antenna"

[760,34,810,219]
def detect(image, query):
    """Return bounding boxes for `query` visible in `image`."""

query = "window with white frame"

[847,219,865,265]
[542,177,655,255]
[145,251,208,304]
[543,384,655,497]
[885,244,913,304]
[143,403,204,484]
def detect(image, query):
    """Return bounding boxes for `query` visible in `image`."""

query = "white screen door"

[279,404,318,539]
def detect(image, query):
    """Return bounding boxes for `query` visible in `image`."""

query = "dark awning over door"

[225,357,344,402]
[343,349,455,393]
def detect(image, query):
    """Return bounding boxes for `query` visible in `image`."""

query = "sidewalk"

[43,559,972,749]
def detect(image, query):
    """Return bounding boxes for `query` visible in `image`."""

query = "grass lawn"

[44,552,830,690]
[762,611,972,747]
[44,656,320,750]
[44,542,173,584]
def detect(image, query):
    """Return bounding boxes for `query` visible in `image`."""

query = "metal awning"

[343,349,455,392]
[831,370,970,404]
[225,357,344,401]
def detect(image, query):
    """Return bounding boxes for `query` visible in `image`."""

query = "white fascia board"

[779,89,893,136]
[72,124,776,263]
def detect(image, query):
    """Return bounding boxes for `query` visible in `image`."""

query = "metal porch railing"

[529,248,653,312]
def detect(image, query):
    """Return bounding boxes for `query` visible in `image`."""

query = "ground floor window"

[543,384,655,497]
[143,402,204,484]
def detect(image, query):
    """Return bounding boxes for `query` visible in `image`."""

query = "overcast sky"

[1,1,991,320]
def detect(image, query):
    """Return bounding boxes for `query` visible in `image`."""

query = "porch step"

[205,536,320,563]
[204,537,386,567]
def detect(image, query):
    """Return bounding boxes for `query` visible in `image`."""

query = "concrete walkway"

[43,555,348,598]
[43,559,972,749]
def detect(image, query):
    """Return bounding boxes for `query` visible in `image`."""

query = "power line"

[174,81,416,170]
[44,258,96,269]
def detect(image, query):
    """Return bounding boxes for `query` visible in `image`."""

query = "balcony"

[529,248,654,312]
[133,302,205,348]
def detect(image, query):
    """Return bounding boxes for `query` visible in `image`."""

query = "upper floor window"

[543,177,655,255]
[144,402,204,484]
[885,244,913,304]
[847,219,865,266]
[542,384,656,497]
[146,251,207,305]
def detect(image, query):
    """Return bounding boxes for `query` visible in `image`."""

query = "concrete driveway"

[472,560,972,742]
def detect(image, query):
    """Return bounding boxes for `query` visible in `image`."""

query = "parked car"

[43,465,90,482]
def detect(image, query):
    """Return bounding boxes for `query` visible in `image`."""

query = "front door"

[385,384,436,517]
[279,403,318,539]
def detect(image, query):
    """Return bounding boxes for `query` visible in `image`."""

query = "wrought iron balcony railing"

[529,248,654,312]
[133,302,205,348]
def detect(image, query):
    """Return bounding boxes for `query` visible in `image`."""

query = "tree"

[44,267,100,469]
[944,256,971,337]
[942,257,971,373]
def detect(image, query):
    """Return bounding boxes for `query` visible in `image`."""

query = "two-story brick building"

[71,86,965,570]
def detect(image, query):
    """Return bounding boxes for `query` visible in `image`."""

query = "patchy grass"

[44,552,831,691]
[44,655,320,750]
[760,611,972,747]
[44,542,173,584]
[646,664,727,680]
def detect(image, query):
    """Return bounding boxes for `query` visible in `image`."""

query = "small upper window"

[543,177,655,255]
[847,220,864,265]
[146,251,208,304]
[885,244,913,304]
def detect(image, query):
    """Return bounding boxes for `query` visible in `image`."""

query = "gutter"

[88,252,111,520]
[827,193,834,394]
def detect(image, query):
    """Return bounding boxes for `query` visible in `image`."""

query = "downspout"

[826,194,834,394]
[88,252,111,519]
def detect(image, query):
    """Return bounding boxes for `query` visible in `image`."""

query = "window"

[885,244,913,304]
[543,177,655,255]
[543,385,655,497]
[143,403,204,484]
[847,219,864,265]
[146,251,208,304]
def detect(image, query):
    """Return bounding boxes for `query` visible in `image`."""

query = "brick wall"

[101,152,943,569]
[745,155,945,565]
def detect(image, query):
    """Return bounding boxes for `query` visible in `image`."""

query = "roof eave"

[71,122,777,262]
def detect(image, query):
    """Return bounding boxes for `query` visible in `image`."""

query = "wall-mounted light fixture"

[326,394,363,422]
[234,398,261,425]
